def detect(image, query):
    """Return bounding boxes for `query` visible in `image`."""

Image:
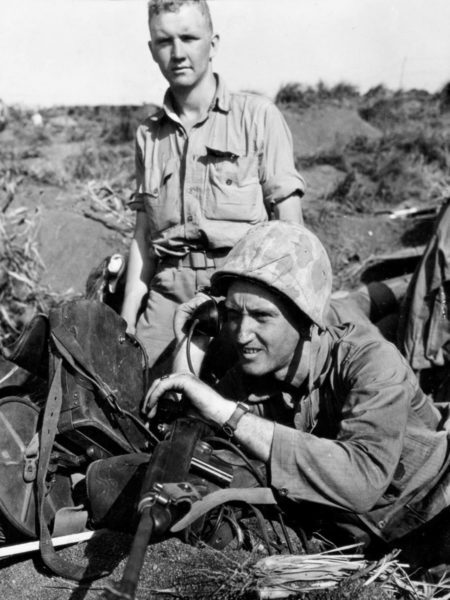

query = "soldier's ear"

[209,33,220,61]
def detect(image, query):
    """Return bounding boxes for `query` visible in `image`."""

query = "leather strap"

[222,402,250,438]
[37,358,109,581]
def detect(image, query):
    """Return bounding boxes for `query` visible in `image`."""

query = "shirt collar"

[149,73,231,124]
[234,329,334,403]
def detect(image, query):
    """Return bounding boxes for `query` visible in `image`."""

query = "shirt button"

[378,520,386,528]
[226,178,233,186]
[187,216,193,222]
[279,488,289,497]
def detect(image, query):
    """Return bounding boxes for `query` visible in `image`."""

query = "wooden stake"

[0,530,99,559]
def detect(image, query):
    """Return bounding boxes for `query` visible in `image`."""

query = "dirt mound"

[282,105,382,158]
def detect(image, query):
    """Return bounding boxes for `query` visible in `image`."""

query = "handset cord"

[186,318,200,375]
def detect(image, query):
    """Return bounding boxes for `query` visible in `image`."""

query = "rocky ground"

[0,82,449,599]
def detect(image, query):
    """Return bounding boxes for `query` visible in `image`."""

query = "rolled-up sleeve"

[259,103,306,206]
[128,130,146,212]
[270,341,414,512]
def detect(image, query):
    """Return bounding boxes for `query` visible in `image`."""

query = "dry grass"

[0,208,70,347]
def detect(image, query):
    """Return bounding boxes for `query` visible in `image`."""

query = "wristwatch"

[222,402,250,438]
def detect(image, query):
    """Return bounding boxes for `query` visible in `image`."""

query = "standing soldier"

[121,0,305,366]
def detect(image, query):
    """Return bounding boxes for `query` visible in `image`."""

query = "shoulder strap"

[37,358,109,581]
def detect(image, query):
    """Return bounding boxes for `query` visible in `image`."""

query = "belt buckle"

[189,250,209,269]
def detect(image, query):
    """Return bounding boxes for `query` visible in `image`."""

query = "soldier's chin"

[239,360,266,377]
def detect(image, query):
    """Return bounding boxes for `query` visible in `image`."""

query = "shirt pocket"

[140,157,181,235]
[204,147,263,222]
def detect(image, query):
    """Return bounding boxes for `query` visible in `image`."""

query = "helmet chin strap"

[308,324,321,395]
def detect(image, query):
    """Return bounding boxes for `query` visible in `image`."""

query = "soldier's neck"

[171,73,217,132]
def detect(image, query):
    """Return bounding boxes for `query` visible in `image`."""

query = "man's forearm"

[273,192,304,224]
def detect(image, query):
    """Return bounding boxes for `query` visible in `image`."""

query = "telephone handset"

[188,297,226,337]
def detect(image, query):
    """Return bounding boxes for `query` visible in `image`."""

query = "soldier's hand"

[173,291,212,342]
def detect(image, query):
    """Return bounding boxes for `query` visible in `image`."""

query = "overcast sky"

[1,0,449,106]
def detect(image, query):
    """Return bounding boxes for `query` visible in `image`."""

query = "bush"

[276,81,359,109]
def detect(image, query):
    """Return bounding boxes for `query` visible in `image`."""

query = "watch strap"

[222,402,250,437]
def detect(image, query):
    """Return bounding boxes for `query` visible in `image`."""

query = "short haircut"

[148,0,213,34]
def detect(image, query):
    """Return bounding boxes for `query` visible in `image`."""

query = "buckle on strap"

[188,251,216,269]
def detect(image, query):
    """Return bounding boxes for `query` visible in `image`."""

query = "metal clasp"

[23,433,40,483]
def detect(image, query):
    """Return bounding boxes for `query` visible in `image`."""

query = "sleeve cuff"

[263,174,306,206]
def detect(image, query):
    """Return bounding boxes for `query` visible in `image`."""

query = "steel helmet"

[211,221,332,328]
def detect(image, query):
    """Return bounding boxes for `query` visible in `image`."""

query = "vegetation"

[1,82,450,597]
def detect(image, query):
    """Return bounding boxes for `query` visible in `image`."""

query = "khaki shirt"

[217,321,449,542]
[130,75,305,256]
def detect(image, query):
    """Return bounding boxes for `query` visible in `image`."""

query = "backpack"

[0,299,149,578]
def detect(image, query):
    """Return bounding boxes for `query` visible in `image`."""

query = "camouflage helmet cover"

[211,221,332,328]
